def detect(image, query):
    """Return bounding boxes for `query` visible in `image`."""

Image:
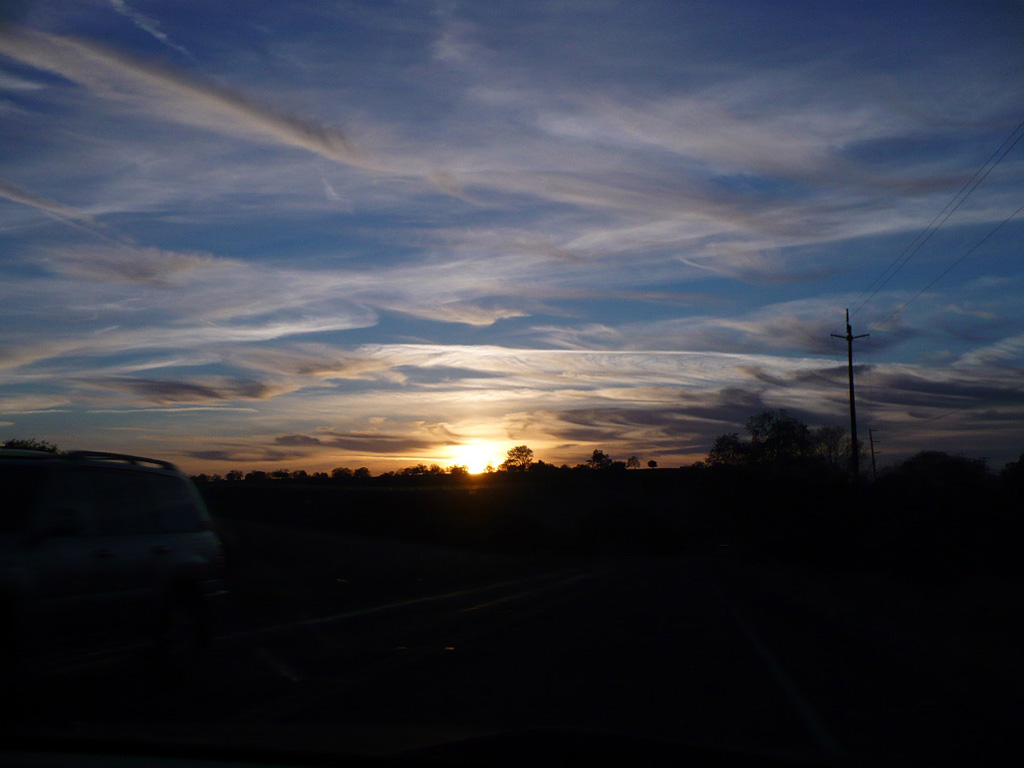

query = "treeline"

[188,446,658,485]
[702,409,857,474]
[700,408,1024,491]
[6,427,1021,497]
[188,412,1023,577]
[186,407,1024,491]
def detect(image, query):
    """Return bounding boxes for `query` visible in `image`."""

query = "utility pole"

[868,428,878,482]
[832,309,869,481]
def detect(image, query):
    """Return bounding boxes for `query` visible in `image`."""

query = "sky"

[1,1,1022,475]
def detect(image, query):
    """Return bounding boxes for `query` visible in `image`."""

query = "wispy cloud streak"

[0,28,368,169]
[110,0,193,59]
[0,179,97,223]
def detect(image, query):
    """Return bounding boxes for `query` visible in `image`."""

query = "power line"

[877,198,1024,329]
[851,117,1024,314]
[903,397,1023,431]
[850,117,1024,317]
[872,376,1024,434]
[861,333,875,422]
[842,120,1024,452]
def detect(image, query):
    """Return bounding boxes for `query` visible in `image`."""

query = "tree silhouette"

[626,455,641,469]
[706,433,747,466]
[1,438,61,453]
[746,409,812,463]
[1001,451,1024,496]
[882,451,990,491]
[706,410,824,468]
[500,444,534,472]
[812,424,847,471]
[647,460,658,469]
[586,449,613,470]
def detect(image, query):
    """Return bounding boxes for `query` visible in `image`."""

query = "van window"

[37,467,97,536]
[91,469,161,535]
[0,465,47,532]
[150,474,205,533]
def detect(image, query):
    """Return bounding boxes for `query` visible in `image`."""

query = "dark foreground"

[3,517,1022,768]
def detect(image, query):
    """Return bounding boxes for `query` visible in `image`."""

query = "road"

[5,553,1021,766]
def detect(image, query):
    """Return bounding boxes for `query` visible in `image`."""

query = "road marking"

[234,568,601,722]
[458,573,593,613]
[708,576,847,761]
[30,640,151,676]
[218,569,581,643]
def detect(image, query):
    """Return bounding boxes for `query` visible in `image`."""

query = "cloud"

[865,367,1024,411]
[176,419,469,470]
[3,21,1013,319]
[0,179,94,222]
[0,259,383,373]
[0,70,43,90]
[527,406,696,447]
[497,385,780,463]
[954,333,1024,369]
[226,345,405,382]
[393,301,528,326]
[89,376,289,404]
[301,429,453,456]
[320,176,346,206]
[0,29,369,169]
[358,343,829,391]
[184,447,309,463]
[431,13,481,69]
[273,434,323,447]
[110,0,192,59]
[41,244,222,287]
[677,244,839,285]
[527,296,867,356]
[0,393,71,413]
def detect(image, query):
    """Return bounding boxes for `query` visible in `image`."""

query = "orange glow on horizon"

[449,442,506,474]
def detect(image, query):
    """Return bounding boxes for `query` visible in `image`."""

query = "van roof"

[0,449,180,472]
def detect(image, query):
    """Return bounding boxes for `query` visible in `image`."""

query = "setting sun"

[449,443,506,474]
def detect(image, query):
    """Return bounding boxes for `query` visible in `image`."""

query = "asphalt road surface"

[6,553,1021,766]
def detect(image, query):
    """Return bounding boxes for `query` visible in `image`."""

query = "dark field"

[5,472,1023,766]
